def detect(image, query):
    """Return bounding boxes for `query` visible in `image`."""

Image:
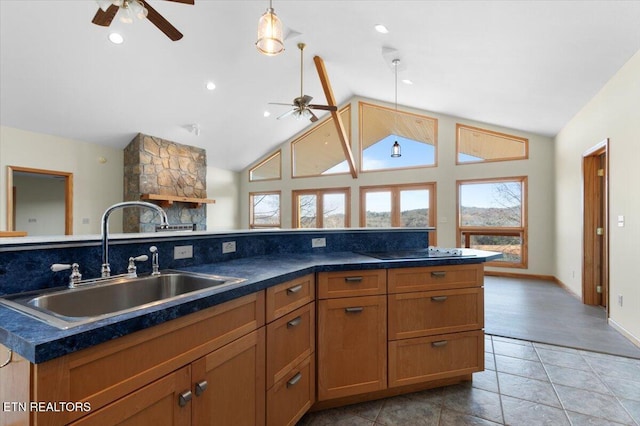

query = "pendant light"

[391,58,402,158]
[256,0,285,56]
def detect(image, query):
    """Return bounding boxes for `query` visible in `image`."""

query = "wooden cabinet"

[317,270,387,402]
[387,265,484,389]
[265,274,315,426]
[27,291,266,425]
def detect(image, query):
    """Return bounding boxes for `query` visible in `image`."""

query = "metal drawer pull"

[431,296,448,302]
[431,340,448,348]
[287,316,302,328]
[178,390,192,407]
[287,372,303,388]
[344,276,363,283]
[431,271,446,278]
[287,284,303,294]
[345,307,364,313]
[195,380,208,396]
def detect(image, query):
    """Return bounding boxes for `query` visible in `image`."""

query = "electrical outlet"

[174,245,193,260]
[618,295,623,307]
[222,241,236,254]
[312,238,326,248]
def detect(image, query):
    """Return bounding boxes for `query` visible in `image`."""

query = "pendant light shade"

[391,141,401,157]
[256,1,284,56]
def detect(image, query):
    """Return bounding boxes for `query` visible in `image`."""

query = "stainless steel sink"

[0,271,245,329]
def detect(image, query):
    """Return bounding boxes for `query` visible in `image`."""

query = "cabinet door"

[69,366,191,426]
[388,287,484,340]
[317,295,387,401]
[191,328,266,426]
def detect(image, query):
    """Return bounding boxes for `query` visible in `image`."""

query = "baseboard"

[608,318,640,350]
[484,271,582,301]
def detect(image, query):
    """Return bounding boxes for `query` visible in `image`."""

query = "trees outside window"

[293,188,350,228]
[249,192,281,229]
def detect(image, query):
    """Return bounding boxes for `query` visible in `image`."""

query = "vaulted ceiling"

[1,1,639,171]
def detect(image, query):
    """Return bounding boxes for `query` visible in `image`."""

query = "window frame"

[359,183,437,243]
[292,187,351,229]
[456,124,529,165]
[248,150,282,182]
[249,191,281,229]
[456,176,528,268]
[358,102,438,173]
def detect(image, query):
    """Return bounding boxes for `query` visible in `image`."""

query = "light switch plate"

[312,238,326,248]
[222,241,236,254]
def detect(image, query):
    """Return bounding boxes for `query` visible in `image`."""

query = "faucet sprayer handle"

[149,246,158,253]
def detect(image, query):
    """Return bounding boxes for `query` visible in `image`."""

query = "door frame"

[582,139,609,309]
[6,166,74,235]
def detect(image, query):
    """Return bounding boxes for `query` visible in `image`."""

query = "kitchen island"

[0,228,499,425]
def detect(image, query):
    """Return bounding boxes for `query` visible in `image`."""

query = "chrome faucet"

[101,201,169,277]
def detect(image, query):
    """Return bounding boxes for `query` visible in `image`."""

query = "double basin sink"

[0,271,245,329]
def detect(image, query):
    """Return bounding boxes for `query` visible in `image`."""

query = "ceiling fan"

[270,43,337,123]
[92,0,194,41]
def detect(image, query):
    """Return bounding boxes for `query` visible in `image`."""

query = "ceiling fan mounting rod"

[298,43,306,99]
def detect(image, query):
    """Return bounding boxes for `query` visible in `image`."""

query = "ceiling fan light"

[129,0,148,20]
[256,7,284,56]
[119,5,134,24]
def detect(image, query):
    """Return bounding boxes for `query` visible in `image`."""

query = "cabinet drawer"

[388,330,484,388]
[266,274,315,322]
[266,356,315,426]
[388,288,484,340]
[266,302,315,389]
[388,264,482,293]
[317,269,386,299]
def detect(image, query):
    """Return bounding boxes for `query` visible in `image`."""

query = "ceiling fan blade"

[300,95,313,106]
[164,0,194,4]
[277,109,297,120]
[308,110,319,122]
[140,0,183,41]
[92,4,119,27]
[308,104,338,111]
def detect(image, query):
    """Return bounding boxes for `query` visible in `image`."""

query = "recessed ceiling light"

[263,111,271,118]
[374,24,389,34]
[108,32,124,44]
[206,81,216,91]
[402,79,414,85]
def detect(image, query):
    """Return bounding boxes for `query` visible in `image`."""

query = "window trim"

[248,150,282,182]
[456,176,528,268]
[292,187,351,228]
[359,182,437,244]
[249,191,281,229]
[358,101,439,173]
[456,123,529,165]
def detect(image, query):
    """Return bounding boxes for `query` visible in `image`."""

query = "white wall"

[241,97,556,276]
[0,126,124,235]
[555,50,640,342]
[206,165,241,230]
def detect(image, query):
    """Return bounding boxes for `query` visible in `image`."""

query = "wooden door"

[317,295,387,401]
[69,366,191,426]
[583,140,609,308]
[191,328,265,426]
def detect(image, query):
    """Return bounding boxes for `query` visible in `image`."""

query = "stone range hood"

[123,133,209,233]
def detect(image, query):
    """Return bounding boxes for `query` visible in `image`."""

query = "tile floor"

[297,335,640,425]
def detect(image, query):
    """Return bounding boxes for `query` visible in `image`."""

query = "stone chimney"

[123,133,208,232]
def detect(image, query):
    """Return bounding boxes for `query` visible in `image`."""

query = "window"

[457,177,527,267]
[360,183,436,241]
[291,106,351,177]
[292,188,350,228]
[359,102,437,171]
[456,124,528,164]
[249,151,281,181]
[249,192,281,229]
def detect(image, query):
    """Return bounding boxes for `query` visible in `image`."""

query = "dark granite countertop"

[0,250,499,364]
